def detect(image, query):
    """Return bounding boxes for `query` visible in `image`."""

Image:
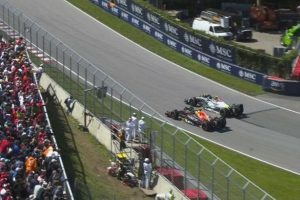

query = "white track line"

[60,1,300,175]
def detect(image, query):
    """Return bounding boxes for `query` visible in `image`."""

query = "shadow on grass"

[43,91,93,200]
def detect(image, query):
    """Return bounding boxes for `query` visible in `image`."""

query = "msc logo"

[239,70,256,81]
[120,12,129,20]
[209,43,232,58]
[146,12,160,25]
[131,4,143,16]
[116,0,127,7]
[209,43,216,54]
[216,62,231,73]
[197,54,210,65]
[142,24,151,33]
[154,31,163,41]
[164,23,179,36]
[181,46,192,57]
[184,33,202,47]
[167,39,177,49]
[184,33,189,43]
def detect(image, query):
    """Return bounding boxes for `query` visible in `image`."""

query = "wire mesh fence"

[0,2,276,200]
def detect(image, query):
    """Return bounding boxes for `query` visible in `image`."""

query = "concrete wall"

[39,73,189,200]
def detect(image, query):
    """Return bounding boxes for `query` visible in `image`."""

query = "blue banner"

[262,77,300,96]
[92,0,267,86]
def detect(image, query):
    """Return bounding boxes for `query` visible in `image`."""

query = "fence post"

[171,129,179,169]
[120,89,126,120]
[36,27,40,49]
[62,48,65,84]
[12,8,15,37]
[69,53,73,93]
[159,123,166,167]
[225,169,234,200]
[42,34,45,61]
[17,13,21,35]
[184,138,192,191]
[211,158,218,200]
[242,181,250,200]
[197,148,204,198]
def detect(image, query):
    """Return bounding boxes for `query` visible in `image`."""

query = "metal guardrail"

[0,1,276,200]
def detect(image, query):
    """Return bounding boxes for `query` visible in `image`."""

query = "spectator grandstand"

[0,37,70,199]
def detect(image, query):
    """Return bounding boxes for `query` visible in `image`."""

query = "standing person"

[125,117,134,142]
[118,128,126,151]
[138,117,146,143]
[143,158,152,189]
[131,113,138,140]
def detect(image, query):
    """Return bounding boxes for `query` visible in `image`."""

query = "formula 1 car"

[184,94,244,118]
[165,107,226,131]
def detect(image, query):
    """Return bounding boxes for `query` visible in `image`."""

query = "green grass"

[67,0,264,96]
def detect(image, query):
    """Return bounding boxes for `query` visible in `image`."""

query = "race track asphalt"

[5,0,300,174]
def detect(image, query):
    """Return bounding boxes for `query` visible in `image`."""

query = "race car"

[165,107,226,131]
[184,94,244,118]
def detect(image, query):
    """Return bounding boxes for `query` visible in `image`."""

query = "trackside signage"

[92,0,269,86]
[105,0,236,63]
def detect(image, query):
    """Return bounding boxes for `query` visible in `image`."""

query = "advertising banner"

[113,0,235,63]
[92,0,268,86]
[262,77,300,96]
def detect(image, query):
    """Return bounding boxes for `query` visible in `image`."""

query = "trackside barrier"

[91,0,300,96]
[262,76,300,96]
[0,2,276,199]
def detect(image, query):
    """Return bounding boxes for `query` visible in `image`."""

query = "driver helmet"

[214,96,220,101]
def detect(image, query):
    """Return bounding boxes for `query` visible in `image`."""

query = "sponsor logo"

[116,0,128,7]
[181,46,192,57]
[131,17,140,27]
[120,12,129,21]
[167,39,177,49]
[239,70,256,81]
[197,54,210,65]
[270,81,285,91]
[216,62,231,73]
[146,12,160,25]
[142,24,151,33]
[154,31,163,41]
[164,23,179,36]
[131,4,143,16]
[209,43,232,58]
[184,33,202,47]
[111,7,119,15]
[101,1,108,8]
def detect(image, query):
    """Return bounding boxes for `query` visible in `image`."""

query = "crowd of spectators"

[0,36,68,199]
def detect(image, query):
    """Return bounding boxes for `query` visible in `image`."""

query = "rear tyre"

[220,109,227,118]
[202,122,209,131]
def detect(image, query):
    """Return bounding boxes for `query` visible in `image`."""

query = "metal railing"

[0,1,276,200]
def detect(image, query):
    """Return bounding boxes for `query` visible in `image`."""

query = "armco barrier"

[91,0,300,96]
